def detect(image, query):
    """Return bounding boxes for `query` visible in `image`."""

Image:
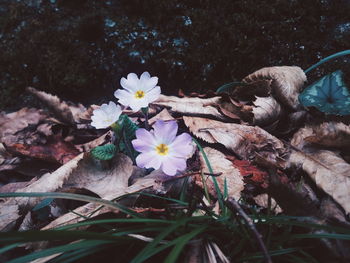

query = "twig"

[225,197,272,263]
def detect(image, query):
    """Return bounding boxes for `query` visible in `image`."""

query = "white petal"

[140,72,151,81]
[136,151,162,170]
[142,77,158,92]
[154,120,178,144]
[91,108,105,118]
[120,73,140,92]
[128,98,149,112]
[144,86,161,104]
[169,133,194,158]
[161,156,187,176]
[91,120,107,129]
[114,89,133,107]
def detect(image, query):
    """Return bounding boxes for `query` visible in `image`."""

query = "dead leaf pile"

[1,65,350,262]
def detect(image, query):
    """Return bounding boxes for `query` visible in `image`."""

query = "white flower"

[91,101,122,129]
[114,72,161,112]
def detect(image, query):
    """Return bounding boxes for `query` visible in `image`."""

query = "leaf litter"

[1,66,350,262]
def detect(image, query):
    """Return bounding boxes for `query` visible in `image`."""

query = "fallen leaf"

[0,153,84,231]
[289,149,350,214]
[243,66,307,110]
[0,108,47,145]
[197,147,244,200]
[253,194,282,214]
[7,135,80,164]
[41,174,159,230]
[252,96,282,125]
[0,143,21,172]
[291,122,350,149]
[148,108,175,125]
[183,116,286,163]
[229,158,269,188]
[27,87,86,125]
[0,178,37,193]
[221,79,272,100]
[153,95,227,120]
[76,131,112,152]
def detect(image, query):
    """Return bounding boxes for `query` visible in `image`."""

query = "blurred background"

[0,0,349,110]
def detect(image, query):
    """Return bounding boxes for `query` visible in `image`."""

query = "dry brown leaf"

[27,87,86,125]
[7,135,80,164]
[243,66,307,110]
[0,108,47,145]
[153,95,226,120]
[62,154,132,198]
[227,79,272,100]
[198,147,244,200]
[253,194,282,214]
[0,143,21,172]
[0,178,37,193]
[252,96,282,125]
[148,108,175,125]
[41,175,158,230]
[183,116,285,163]
[0,153,84,231]
[76,131,112,152]
[291,122,350,149]
[289,149,350,214]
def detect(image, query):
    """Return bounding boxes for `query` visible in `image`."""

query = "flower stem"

[141,107,149,130]
[304,50,350,74]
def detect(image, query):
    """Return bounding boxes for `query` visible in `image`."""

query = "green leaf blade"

[91,144,117,160]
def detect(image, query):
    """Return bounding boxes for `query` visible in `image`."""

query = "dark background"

[0,0,349,110]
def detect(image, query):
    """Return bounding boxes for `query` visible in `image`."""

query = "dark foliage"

[0,0,349,109]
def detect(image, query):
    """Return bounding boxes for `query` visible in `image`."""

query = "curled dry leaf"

[0,107,47,145]
[243,66,307,110]
[198,147,244,200]
[27,87,86,125]
[252,96,282,125]
[227,79,272,100]
[183,116,286,164]
[289,149,350,214]
[291,122,350,149]
[153,94,227,120]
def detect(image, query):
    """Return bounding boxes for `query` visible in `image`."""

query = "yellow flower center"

[155,143,169,156]
[134,90,145,99]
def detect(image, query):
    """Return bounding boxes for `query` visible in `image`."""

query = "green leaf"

[118,114,139,140]
[164,226,206,263]
[117,114,139,159]
[32,198,54,211]
[91,144,117,160]
[299,70,350,115]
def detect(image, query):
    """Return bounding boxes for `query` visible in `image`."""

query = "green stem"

[141,107,149,130]
[192,138,224,211]
[304,50,350,74]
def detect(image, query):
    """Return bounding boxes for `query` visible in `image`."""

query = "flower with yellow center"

[91,101,122,129]
[134,90,145,99]
[132,120,195,176]
[155,143,169,156]
[114,72,161,112]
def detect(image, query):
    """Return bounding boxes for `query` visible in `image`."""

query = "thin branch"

[225,197,272,263]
